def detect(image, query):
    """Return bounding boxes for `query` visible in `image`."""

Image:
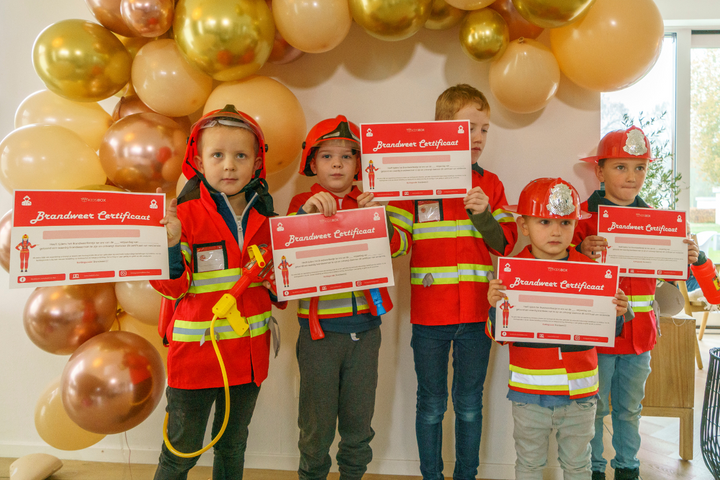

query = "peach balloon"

[35,378,106,450]
[459,8,509,62]
[446,0,495,10]
[0,125,106,193]
[121,0,174,37]
[489,38,559,114]
[100,113,186,193]
[550,0,663,92]
[23,284,118,355]
[273,0,352,53]
[132,40,213,117]
[204,77,306,175]
[86,0,138,37]
[61,331,166,434]
[116,311,167,368]
[115,280,162,325]
[489,0,542,41]
[15,90,113,151]
[0,210,11,273]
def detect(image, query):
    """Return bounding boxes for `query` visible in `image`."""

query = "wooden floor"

[3,330,720,480]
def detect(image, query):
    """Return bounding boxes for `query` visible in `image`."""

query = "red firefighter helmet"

[182,104,268,181]
[504,177,591,220]
[299,115,361,178]
[581,126,656,164]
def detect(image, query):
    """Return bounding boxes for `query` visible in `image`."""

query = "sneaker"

[592,471,606,480]
[615,467,640,480]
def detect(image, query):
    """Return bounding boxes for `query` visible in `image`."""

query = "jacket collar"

[310,183,362,202]
[586,190,648,213]
[472,163,484,177]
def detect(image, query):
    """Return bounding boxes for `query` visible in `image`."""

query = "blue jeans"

[411,323,492,480]
[590,352,652,472]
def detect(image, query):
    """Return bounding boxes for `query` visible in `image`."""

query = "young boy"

[288,115,399,480]
[151,105,281,480]
[487,177,629,480]
[387,85,517,480]
[573,126,699,480]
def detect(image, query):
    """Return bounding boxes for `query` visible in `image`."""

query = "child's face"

[310,141,359,196]
[195,126,262,197]
[453,103,490,164]
[518,216,577,260]
[595,158,648,205]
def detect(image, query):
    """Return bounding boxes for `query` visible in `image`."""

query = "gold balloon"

[23,284,118,355]
[77,184,126,191]
[272,0,352,53]
[511,0,595,29]
[35,378,106,450]
[204,76,306,175]
[459,8,508,62]
[0,210,11,273]
[174,0,275,81]
[14,90,113,151]
[489,38,560,113]
[0,125,106,193]
[33,20,132,102]
[425,0,466,29]
[115,280,162,325]
[86,0,138,37]
[117,34,154,59]
[350,0,433,41]
[121,0,174,37]
[445,0,495,11]
[116,312,168,368]
[100,112,186,193]
[61,331,166,435]
[550,0,663,92]
[132,39,213,117]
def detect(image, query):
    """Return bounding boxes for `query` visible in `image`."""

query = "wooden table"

[642,315,696,460]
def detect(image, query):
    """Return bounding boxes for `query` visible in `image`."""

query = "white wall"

[0,0,708,477]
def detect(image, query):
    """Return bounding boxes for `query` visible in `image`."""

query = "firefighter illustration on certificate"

[278,255,293,288]
[364,160,379,190]
[499,295,514,328]
[15,234,37,273]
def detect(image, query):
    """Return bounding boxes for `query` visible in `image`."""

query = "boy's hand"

[579,235,607,260]
[157,188,181,247]
[685,237,700,264]
[263,271,277,296]
[613,288,628,317]
[357,191,380,209]
[464,186,490,215]
[487,279,506,306]
[303,192,337,217]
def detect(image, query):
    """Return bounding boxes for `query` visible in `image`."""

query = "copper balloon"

[35,378,106,450]
[121,0,174,37]
[511,0,595,29]
[115,280,162,325]
[112,94,154,121]
[23,284,118,355]
[269,32,306,64]
[350,0,433,41]
[86,0,138,37]
[100,112,186,193]
[488,0,542,41]
[0,210,11,273]
[425,0,466,30]
[459,8,509,62]
[61,331,166,434]
[174,0,275,81]
[116,312,168,368]
[33,20,132,102]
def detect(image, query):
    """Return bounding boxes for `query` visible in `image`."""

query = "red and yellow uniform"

[15,235,37,271]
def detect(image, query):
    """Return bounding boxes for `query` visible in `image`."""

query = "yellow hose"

[162,315,231,458]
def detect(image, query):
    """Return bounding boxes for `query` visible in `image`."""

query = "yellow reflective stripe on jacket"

[568,368,599,397]
[410,264,492,285]
[298,292,369,316]
[509,365,598,395]
[172,311,271,342]
[158,272,191,301]
[492,208,515,223]
[189,268,242,294]
[386,206,413,233]
[180,242,192,262]
[456,219,484,239]
[628,294,655,313]
[412,220,484,241]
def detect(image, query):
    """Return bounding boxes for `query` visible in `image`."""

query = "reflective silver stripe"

[250,316,269,331]
[456,224,480,232]
[181,244,192,255]
[174,325,236,336]
[569,374,598,392]
[629,301,653,308]
[511,371,568,387]
[387,210,413,231]
[493,212,514,221]
[458,268,491,277]
[410,271,459,280]
[413,225,458,234]
[192,274,241,287]
[299,294,368,311]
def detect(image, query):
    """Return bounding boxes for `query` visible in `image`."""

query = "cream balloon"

[0,125,106,193]
[115,280,162,325]
[35,378,106,450]
[446,0,495,11]
[14,90,113,151]
[0,210,11,273]
[204,77,306,175]
[489,38,559,114]
[550,0,663,92]
[273,0,352,53]
[132,39,213,117]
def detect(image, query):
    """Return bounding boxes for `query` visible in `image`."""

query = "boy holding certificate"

[573,127,699,480]
[387,84,517,480]
[487,177,628,480]
[287,116,398,480]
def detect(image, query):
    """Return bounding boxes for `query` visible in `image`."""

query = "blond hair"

[435,84,490,121]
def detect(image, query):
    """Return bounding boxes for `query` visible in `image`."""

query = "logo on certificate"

[150,199,159,209]
[458,125,464,134]
[276,222,284,232]
[503,263,511,272]
[21,196,32,206]
[365,128,373,137]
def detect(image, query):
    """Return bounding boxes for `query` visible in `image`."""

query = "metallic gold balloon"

[121,0,174,37]
[14,90,113,151]
[116,34,153,59]
[99,112,186,193]
[0,210,11,273]
[425,0,466,30]
[23,284,118,355]
[61,331,166,434]
[349,0,433,41]
[115,280,162,325]
[35,378,106,450]
[459,8,508,62]
[86,0,138,37]
[489,0,543,41]
[511,0,595,29]
[445,0,495,11]
[33,20,132,102]
[174,0,275,81]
